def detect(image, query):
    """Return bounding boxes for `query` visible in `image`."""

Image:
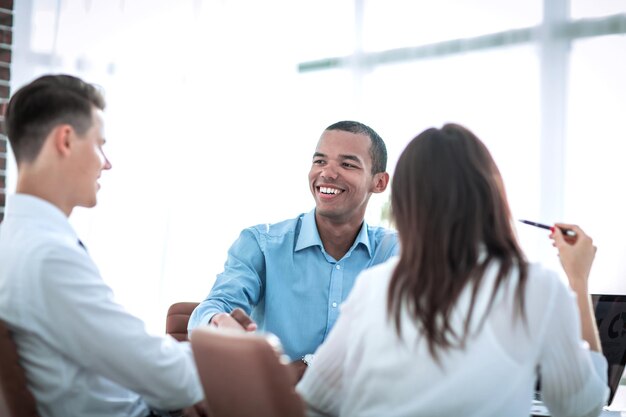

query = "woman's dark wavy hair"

[387,123,528,360]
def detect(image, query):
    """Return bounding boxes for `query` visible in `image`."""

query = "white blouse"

[297,256,609,417]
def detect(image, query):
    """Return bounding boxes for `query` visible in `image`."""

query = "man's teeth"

[320,187,342,195]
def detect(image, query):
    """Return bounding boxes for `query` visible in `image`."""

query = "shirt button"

[335,264,341,270]
[332,302,338,308]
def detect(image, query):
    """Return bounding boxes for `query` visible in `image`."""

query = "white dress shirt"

[297,256,609,417]
[0,194,204,417]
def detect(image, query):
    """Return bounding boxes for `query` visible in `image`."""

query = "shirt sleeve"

[188,228,266,330]
[36,244,204,411]
[296,268,373,416]
[538,281,609,417]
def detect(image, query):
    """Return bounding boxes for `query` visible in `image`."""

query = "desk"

[531,386,626,416]
[605,386,626,416]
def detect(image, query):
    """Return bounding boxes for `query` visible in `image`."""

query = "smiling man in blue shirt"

[188,120,398,374]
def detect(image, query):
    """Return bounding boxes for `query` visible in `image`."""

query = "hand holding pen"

[518,219,594,283]
[549,224,601,353]
[550,223,596,287]
[519,219,577,237]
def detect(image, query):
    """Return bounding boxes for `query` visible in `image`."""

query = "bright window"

[9,0,626,332]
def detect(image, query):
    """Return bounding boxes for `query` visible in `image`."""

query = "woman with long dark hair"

[297,124,608,417]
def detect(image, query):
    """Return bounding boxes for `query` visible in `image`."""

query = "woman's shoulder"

[360,256,400,287]
[527,262,561,281]
[524,262,575,307]
[348,257,399,303]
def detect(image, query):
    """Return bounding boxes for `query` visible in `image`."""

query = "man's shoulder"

[0,224,89,317]
[1,220,89,279]
[1,222,64,254]
[245,213,305,237]
[366,223,397,235]
[366,224,398,243]
[362,224,399,262]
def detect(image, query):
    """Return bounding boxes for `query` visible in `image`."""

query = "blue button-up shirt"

[188,209,398,360]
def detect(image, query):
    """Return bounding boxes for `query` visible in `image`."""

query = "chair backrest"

[165,302,199,342]
[190,327,305,417]
[0,320,40,417]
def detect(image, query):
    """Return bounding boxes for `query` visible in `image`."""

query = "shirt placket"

[324,262,344,337]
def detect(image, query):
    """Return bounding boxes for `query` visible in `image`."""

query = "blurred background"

[4,0,626,333]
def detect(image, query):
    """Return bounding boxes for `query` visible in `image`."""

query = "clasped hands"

[210,308,309,384]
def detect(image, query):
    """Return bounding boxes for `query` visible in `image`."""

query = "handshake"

[208,308,309,384]
[209,308,258,332]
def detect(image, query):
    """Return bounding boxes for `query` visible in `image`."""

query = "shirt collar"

[353,220,372,257]
[5,193,79,241]
[295,209,372,257]
[295,210,322,252]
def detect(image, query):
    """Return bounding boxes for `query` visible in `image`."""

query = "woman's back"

[298,257,608,417]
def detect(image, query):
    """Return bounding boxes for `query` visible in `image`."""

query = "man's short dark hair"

[4,74,105,163]
[325,120,387,175]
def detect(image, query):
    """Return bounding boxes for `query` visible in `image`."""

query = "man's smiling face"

[309,129,377,223]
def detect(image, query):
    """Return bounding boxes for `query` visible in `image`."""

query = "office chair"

[0,319,40,417]
[165,302,200,342]
[190,326,305,417]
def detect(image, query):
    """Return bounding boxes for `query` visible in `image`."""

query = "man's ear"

[371,172,390,194]
[50,124,74,157]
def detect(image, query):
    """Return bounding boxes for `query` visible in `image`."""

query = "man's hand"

[230,308,257,331]
[180,399,211,417]
[287,359,308,385]
[209,308,257,332]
